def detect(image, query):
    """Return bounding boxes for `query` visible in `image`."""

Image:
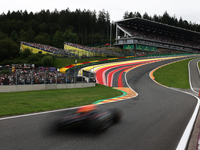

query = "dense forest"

[0,8,112,48]
[0,9,200,64]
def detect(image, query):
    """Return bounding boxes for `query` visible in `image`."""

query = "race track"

[0,56,198,150]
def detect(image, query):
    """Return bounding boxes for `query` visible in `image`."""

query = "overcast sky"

[1,0,200,24]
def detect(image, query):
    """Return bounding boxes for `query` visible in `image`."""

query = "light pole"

[110,21,112,47]
[74,60,77,83]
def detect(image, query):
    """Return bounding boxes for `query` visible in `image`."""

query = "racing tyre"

[110,108,122,123]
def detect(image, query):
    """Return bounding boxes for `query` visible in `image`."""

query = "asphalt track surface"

[0,56,198,150]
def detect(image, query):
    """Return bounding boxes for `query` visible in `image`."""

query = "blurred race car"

[53,104,122,133]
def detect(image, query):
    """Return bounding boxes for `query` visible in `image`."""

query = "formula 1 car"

[53,104,122,133]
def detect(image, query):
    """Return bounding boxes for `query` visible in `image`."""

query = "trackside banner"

[123,45,135,49]
[136,44,157,52]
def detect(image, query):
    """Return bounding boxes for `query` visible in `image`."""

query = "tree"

[10,30,19,43]
[153,14,159,22]
[0,8,115,46]
[162,11,171,24]
[105,11,110,41]
[123,11,129,19]
[128,12,135,18]
[178,17,184,28]
[35,33,51,45]
[135,12,142,18]
[0,20,11,35]
[20,48,32,59]
[39,23,48,33]
[52,30,64,48]
[26,28,36,42]
[0,37,19,61]
[0,31,8,40]
[27,53,41,66]
[22,10,29,22]
[98,10,107,43]
[91,10,97,44]
[63,29,78,43]
[143,12,151,20]
[41,55,54,67]
[25,20,39,34]
[19,28,36,42]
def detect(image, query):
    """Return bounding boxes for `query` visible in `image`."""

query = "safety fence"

[0,68,95,86]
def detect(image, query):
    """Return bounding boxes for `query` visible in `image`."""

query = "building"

[114,18,200,56]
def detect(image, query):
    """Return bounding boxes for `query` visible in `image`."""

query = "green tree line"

[0,48,54,67]
[0,8,112,47]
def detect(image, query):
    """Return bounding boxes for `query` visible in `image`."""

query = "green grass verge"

[153,58,195,89]
[0,84,122,117]
[198,61,200,70]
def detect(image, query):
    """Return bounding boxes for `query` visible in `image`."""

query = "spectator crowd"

[21,41,77,58]
[21,41,121,58]
[0,68,79,85]
[65,42,121,56]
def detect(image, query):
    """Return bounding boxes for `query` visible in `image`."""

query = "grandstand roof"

[115,18,200,38]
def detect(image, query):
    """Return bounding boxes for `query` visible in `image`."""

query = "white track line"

[0,106,80,121]
[124,65,139,98]
[188,60,198,94]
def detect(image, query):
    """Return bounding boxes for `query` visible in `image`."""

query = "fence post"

[45,71,46,85]
[65,71,67,84]
[56,71,57,84]
[16,69,17,85]
[31,69,33,85]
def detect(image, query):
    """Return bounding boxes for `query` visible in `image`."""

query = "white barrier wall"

[0,83,95,93]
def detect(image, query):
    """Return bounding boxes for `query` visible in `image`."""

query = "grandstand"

[20,41,52,55]
[20,41,71,57]
[20,41,121,58]
[114,18,200,55]
[64,42,96,57]
[64,42,120,57]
